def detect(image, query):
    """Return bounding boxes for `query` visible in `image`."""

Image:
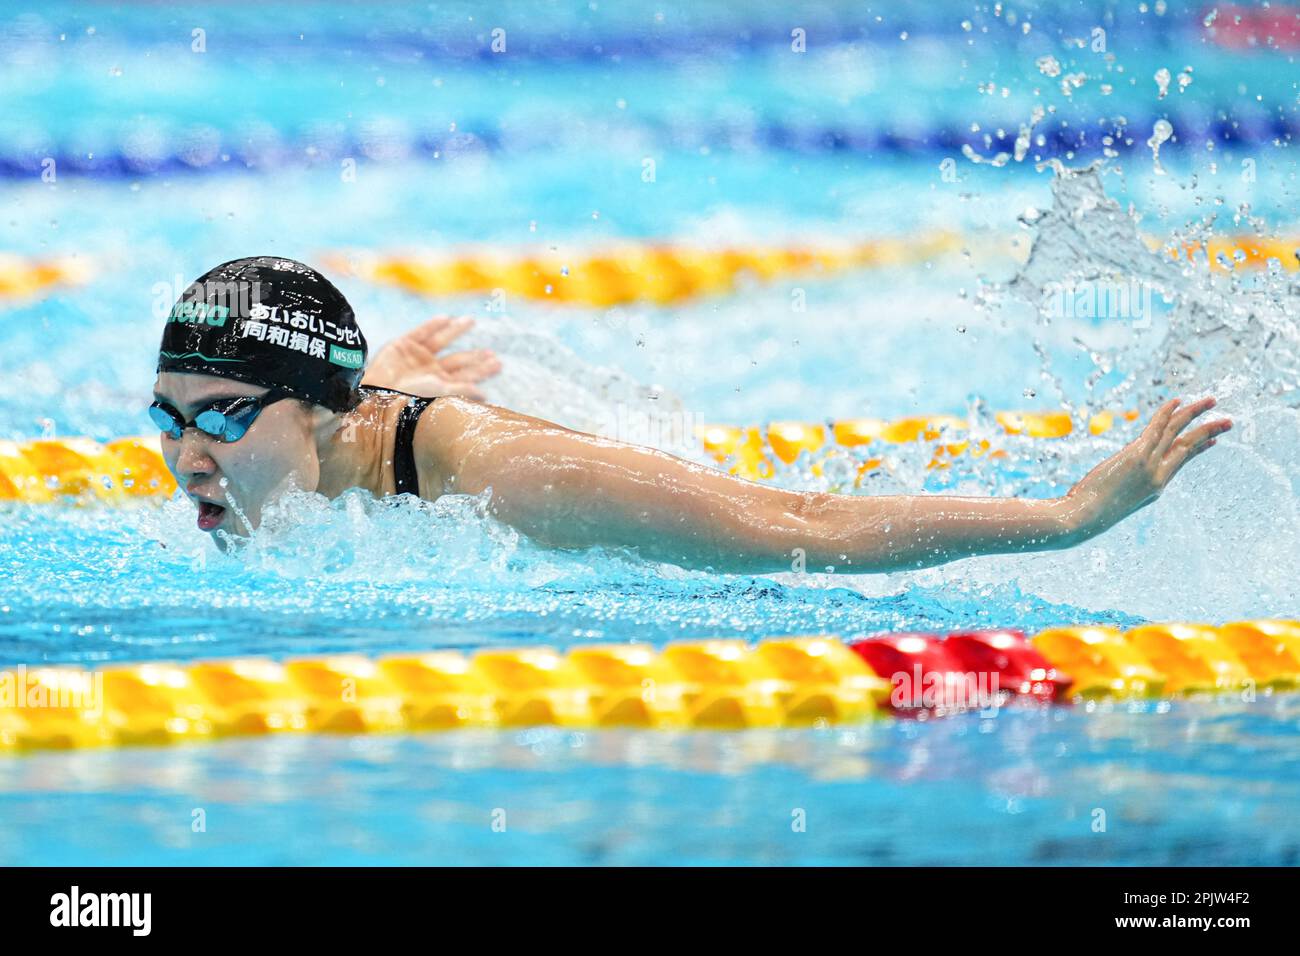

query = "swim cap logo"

[169,300,230,327]
[240,303,365,368]
[167,279,265,328]
[328,344,365,369]
[157,258,366,412]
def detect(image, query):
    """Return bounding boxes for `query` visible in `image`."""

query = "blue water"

[5,700,1300,866]
[2,0,1299,865]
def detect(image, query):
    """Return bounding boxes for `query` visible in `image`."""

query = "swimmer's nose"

[174,429,217,478]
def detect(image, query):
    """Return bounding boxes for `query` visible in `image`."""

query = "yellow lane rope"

[328,234,1300,308]
[0,435,174,502]
[1,621,1296,753]
[0,409,1139,503]
[1164,235,1300,271]
[326,234,966,307]
[0,235,1287,310]
[0,255,89,302]
[701,409,1141,481]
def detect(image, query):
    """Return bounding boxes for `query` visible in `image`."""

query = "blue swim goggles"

[148,388,297,443]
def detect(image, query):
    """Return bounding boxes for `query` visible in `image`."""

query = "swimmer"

[153,256,1233,571]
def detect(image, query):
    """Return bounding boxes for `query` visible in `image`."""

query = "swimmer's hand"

[362,315,502,400]
[1061,396,1232,541]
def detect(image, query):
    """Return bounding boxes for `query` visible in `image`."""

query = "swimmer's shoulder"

[412,396,497,496]
[413,396,582,496]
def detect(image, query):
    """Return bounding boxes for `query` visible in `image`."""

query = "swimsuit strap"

[392,394,436,497]
[355,385,437,497]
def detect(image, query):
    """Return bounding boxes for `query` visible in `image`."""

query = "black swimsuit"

[357,384,438,497]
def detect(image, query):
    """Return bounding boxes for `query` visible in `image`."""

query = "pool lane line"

[2,623,1297,753]
[2,106,1293,181]
[1,408,1145,503]
[334,234,1300,307]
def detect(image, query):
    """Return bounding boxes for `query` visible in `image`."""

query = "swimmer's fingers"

[1158,418,1232,484]
[1161,437,1217,484]
[438,348,502,382]
[408,314,476,354]
[1137,398,1182,453]
[1154,396,1218,459]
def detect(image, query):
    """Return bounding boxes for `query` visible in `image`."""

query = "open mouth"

[196,500,227,531]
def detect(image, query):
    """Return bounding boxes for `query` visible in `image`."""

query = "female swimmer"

[152,256,1232,572]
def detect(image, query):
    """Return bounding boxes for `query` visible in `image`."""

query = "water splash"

[933,159,1300,620]
[445,310,698,452]
[1147,118,1174,174]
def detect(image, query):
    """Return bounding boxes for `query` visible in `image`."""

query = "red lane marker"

[945,629,1074,702]
[1206,5,1300,50]
[849,633,987,713]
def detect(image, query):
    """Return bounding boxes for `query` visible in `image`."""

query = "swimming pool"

[2,1,1299,866]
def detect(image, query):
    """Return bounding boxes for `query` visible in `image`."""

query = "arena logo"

[169,298,231,326]
[49,886,151,936]
[153,275,264,323]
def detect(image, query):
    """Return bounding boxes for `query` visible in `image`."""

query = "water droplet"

[1147,119,1174,174]
[1154,67,1173,100]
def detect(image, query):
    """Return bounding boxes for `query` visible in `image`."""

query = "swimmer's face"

[152,372,324,547]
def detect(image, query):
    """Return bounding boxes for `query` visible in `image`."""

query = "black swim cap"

[156,256,367,412]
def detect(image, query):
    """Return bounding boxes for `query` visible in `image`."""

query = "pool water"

[5,699,1300,866]
[2,1,1299,865]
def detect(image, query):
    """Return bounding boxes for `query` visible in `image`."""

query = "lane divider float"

[327,236,966,307]
[701,408,1142,481]
[0,435,174,502]
[0,232,1286,312]
[2,621,1296,753]
[0,408,1142,503]
[335,233,1300,309]
[4,104,1294,182]
[0,255,88,302]
[0,408,1138,504]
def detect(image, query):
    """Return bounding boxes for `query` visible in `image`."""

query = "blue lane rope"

[12,7,1213,62]
[2,111,1291,180]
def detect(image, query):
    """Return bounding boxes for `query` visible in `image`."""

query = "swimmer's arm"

[422,397,1227,573]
